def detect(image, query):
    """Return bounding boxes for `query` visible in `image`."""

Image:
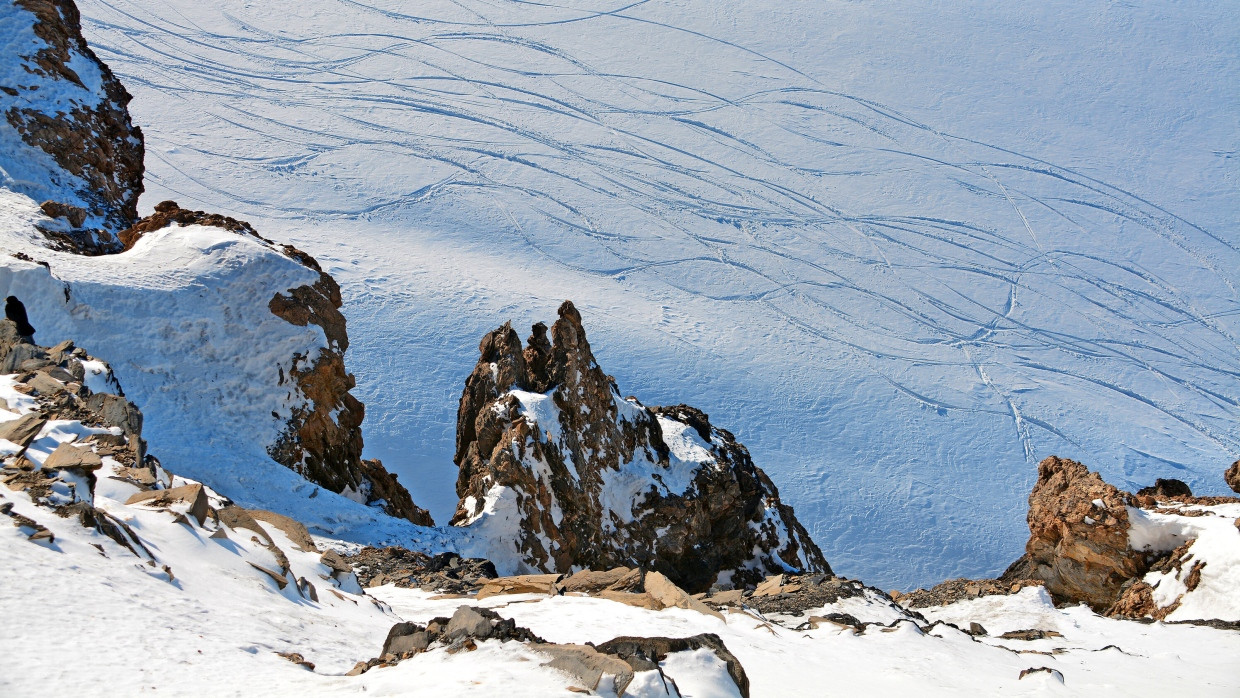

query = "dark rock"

[347,546,496,593]
[1137,479,1192,498]
[968,622,988,636]
[1226,461,1240,495]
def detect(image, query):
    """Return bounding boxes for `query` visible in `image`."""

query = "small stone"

[968,622,988,636]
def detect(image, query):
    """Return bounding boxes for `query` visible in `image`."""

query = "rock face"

[1005,456,1149,611]
[452,301,828,591]
[2,0,145,248]
[1226,460,1240,495]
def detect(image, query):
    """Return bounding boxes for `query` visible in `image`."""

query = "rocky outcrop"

[1005,456,1149,611]
[2,0,145,248]
[915,456,1240,621]
[1226,460,1240,494]
[452,301,827,592]
[116,201,432,527]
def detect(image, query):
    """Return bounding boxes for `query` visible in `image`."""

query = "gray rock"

[85,393,142,435]
[446,606,493,640]
[25,372,66,396]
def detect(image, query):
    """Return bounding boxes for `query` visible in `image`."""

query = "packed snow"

[59,0,1240,589]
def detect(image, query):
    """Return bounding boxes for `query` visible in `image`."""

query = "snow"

[53,0,1239,589]
[1128,501,1240,622]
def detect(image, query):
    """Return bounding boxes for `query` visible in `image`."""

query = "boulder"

[643,571,725,621]
[126,483,210,526]
[598,590,663,610]
[217,506,274,546]
[41,442,103,471]
[560,567,639,594]
[0,413,47,449]
[1136,479,1193,498]
[247,510,318,552]
[534,644,635,695]
[84,393,142,435]
[1226,461,1240,495]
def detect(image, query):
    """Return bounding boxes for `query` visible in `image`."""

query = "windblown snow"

[38,0,1240,591]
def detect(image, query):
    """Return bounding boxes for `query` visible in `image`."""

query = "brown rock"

[247,510,318,552]
[452,301,828,591]
[217,506,274,547]
[0,413,47,449]
[41,442,102,471]
[4,0,145,244]
[644,571,725,621]
[534,644,635,695]
[1226,461,1240,495]
[476,573,562,600]
[1015,456,1147,611]
[249,562,289,590]
[126,483,210,526]
[598,590,663,610]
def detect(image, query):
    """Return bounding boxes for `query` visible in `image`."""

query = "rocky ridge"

[1,0,144,249]
[452,300,828,591]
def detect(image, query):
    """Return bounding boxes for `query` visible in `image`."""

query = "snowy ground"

[61,0,1240,589]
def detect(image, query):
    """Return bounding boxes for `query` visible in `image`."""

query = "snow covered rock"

[1,0,144,247]
[452,300,827,591]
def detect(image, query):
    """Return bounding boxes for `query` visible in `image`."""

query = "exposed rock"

[347,547,496,594]
[598,590,663,610]
[534,644,635,696]
[717,574,880,618]
[357,606,545,674]
[1137,479,1193,498]
[452,301,828,591]
[476,573,563,600]
[999,629,1063,641]
[594,633,750,698]
[2,0,145,248]
[276,652,314,671]
[560,567,642,594]
[115,201,431,527]
[0,413,47,449]
[643,571,725,621]
[246,510,317,552]
[1226,461,1240,495]
[126,483,210,526]
[1010,456,1149,611]
[1018,667,1064,683]
[41,442,102,472]
[897,576,1044,610]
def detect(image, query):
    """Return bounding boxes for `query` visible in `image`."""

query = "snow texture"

[43,0,1240,589]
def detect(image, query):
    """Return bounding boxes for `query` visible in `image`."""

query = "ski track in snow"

[69,0,1240,588]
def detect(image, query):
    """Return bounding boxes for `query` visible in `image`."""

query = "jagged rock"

[83,393,141,435]
[126,483,210,526]
[2,0,145,246]
[1019,667,1064,683]
[594,634,750,698]
[453,301,828,591]
[1137,479,1193,498]
[1008,456,1148,611]
[1226,461,1240,495]
[217,506,275,546]
[0,413,47,449]
[249,562,290,590]
[599,590,663,611]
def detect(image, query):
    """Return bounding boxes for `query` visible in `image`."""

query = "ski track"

[69,0,1240,589]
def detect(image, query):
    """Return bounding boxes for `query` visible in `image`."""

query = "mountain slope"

[72,0,1240,589]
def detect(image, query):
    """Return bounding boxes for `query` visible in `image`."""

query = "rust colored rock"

[1014,456,1146,611]
[1226,461,1240,495]
[452,301,828,592]
[4,0,145,246]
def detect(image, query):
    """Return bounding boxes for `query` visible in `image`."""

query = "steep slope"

[72,0,1240,589]
[452,301,827,590]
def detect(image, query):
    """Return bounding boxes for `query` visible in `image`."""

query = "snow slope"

[70,0,1240,589]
